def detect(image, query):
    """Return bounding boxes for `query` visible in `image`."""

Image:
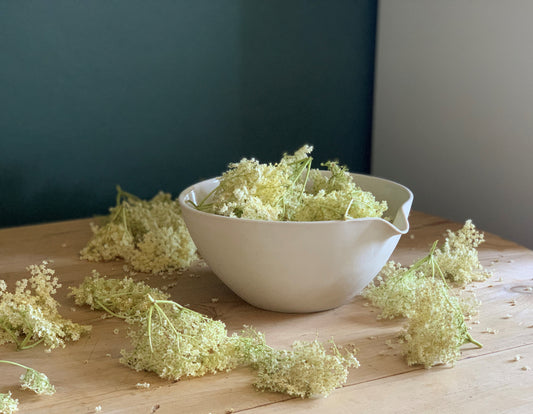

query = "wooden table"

[0,212,532,413]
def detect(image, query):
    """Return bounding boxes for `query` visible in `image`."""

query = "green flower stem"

[146,295,182,352]
[108,186,137,235]
[0,360,30,370]
[1,318,43,350]
[343,199,355,220]
[19,337,44,350]
[116,185,141,203]
[387,246,435,292]
[18,332,46,350]
[18,332,31,349]
[148,298,185,309]
[0,321,22,349]
[109,203,123,223]
[94,298,127,319]
[192,187,218,211]
[385,239,483,351]
[466,333,483,348]
[344,197,379,220]
[276,156,313,218]
[154,305,181,340]
[429,248,483,350]
[145,295,203,353]
[121,206,129,232]
[297,157,312,201]
[288,157,312,196]
[431,257,451,290]
[147,305,154,352]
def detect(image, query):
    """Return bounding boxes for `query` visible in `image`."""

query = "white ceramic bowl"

[178,173,413,313]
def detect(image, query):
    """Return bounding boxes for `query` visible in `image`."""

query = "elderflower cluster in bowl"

[179,146,413,313]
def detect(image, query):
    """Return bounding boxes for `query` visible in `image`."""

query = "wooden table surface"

[0,211,532,413]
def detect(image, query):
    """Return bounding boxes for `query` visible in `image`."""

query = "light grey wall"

[372,0,533,248]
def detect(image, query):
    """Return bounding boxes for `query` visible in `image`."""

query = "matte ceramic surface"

[178,173,413,313]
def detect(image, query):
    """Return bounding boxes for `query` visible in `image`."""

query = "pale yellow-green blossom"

[253,339,359,398]
[69,271,169,319]
[431,220,491,284]
[72,275,358,398]
[205,146,309,221]
[120,297,263,380]
[19,368,56,395]
[363,221,487,368]
[121,301,358,397]
[0,262,91,351]
[0,360,55,414]
[363,261,418,320]
[198,146,387,222]
[295,161,387,221]
[401,278,477,368]
[0,392,18,414]
[80,189,197,274]
[119,297,358,396]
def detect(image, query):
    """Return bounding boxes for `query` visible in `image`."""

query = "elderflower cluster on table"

[70,275,359,398]
[80,189,197,274]
[0,360,56,414]
[0,262,87,412]
[0,392,18,414]
[0,262,90,351]
[363,220,491,368]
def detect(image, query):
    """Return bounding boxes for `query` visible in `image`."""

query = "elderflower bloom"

[0,360,55,413]
[20,368,55,395]
[253,340,359,398]
[429,220,491,284]
[295,161,387,221]
[76,275,360,399]
[363,221,487,368]
[73,276,257,379]
[401,278,476,368]
[0,392,18,414]
[120,300,249,380]
[69,271,169,318]
[0,262,91,350]
[80,189,197,274]
[208,157,295,221]
[200,146,387,222]
[362,261,420,320]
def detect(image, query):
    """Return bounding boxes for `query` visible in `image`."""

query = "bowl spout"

[354,174,413,236]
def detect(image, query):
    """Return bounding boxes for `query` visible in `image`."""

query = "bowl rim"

[178,172,413,230]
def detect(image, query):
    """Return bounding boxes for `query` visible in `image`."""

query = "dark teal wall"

[0,1,377,227]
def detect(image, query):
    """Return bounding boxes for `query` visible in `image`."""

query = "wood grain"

[0,212,532,413]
